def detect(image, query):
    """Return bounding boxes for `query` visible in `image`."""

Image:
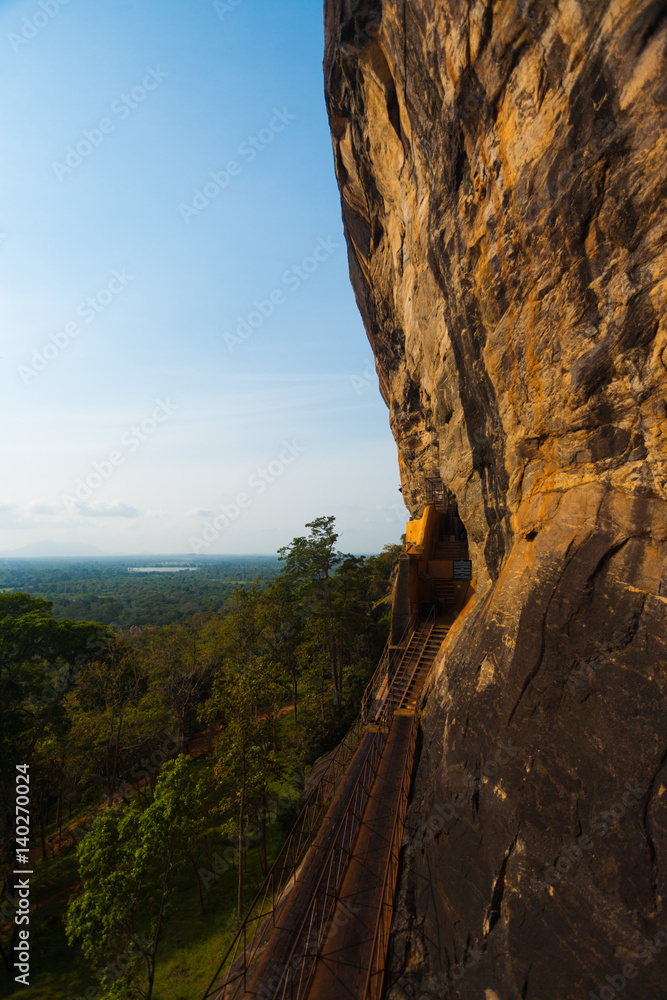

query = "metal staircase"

[386,619,449,712]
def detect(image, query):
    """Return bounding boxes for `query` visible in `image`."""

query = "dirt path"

[2,698,305,930]
[31,700,301,861]
[0,882,82,935]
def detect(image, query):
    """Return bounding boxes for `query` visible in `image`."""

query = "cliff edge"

[324,1,667,997]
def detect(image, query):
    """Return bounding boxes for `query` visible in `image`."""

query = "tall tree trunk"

[237,751,246,919]
[145,950,155,1000]
[290,651,298,726]
[260,792,268,876]
[330,638,339,707]
[110,716,123,806]
[189,851,206,915]
[145,857,172,1000]
[105,712,114,805]
[325,574,339,707]
[320,662,325,720]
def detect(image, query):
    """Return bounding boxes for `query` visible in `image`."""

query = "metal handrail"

[361,612,417,725]
[366,607,436,725]
[362,609,442,998]
[384,607,436,716]
[203,608,442,1000]
[362,706,421,1000]
[360,638,390,723]
[269,723,388,999]
[201,717,366,999]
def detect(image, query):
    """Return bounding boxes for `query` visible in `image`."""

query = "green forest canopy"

[0,556,283,627]
[0,519,401,1000]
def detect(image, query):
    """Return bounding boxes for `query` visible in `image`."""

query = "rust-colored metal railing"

[360,613,416,725]
[202,610,444,1000]
[384,607,436,715]
[362,706,421,1000]
[263,722,388,1000]
[363,608,437,724]
[201,716,367,999]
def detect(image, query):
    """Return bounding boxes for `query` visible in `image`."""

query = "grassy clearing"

[0,694,357,1000]
[0,775,298,1000]
[0,852,86,1000]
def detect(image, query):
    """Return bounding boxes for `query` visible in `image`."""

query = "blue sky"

[0,0,407,555]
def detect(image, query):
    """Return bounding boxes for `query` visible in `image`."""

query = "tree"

[0,594,111,972]
[0,593,111,771]
[259,577,301,727]
[141,623,211,749]
[72,643,145,805]
[212,669,281,916]
[66,755,212,999]
[278,516,343,708]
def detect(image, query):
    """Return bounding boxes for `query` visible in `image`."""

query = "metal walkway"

[203,615,448,1000]
[305,709,416,1000]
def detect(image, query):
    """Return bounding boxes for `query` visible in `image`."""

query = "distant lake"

[129,567,198,573]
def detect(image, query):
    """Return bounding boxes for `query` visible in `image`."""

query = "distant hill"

[0,541,108,558]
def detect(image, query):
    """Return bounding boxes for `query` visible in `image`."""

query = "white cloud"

[26,500,63,516]
[0,500,68,528]
[72,500,141,519]
[0,505,22,528]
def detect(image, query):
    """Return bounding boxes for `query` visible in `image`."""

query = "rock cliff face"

[324,2,667,997]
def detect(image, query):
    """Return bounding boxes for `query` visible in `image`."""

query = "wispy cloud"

[70,500,141,519]
[0,498,143,525]
[0,500,68,528]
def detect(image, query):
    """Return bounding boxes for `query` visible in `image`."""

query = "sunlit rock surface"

[324,1,667,996]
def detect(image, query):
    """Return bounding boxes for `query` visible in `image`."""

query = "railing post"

[242,921,247,991]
